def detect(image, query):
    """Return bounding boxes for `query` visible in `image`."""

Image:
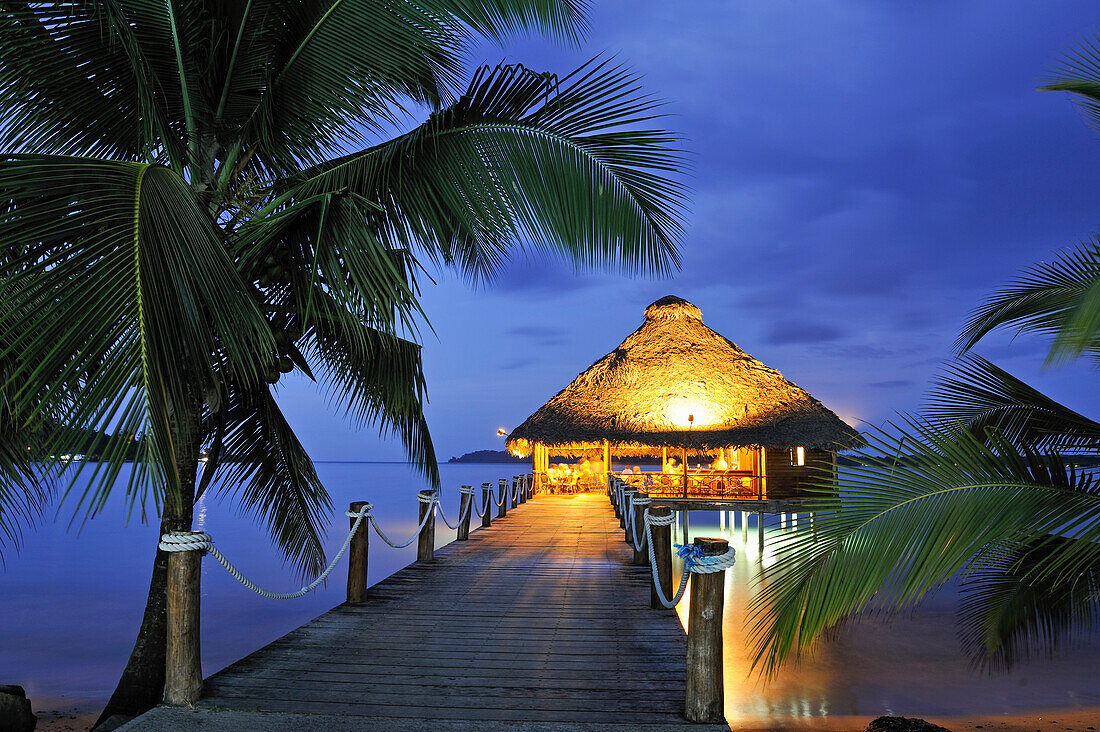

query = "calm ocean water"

[0,461,517,713]
[3,461,1098,723]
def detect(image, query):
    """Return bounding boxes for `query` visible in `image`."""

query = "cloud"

[500,357,538,371]
[505,325,568,347]
[764,320,847,345]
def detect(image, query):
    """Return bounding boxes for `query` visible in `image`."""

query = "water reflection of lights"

[671,512,835,725]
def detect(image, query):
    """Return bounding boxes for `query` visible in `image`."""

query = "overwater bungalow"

[506,296,858,504]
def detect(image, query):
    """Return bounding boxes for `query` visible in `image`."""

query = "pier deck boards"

[123,493,726,730]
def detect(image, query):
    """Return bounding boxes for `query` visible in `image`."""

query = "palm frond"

[0,155,272,518]
[243,0,463,172]
[0,364,52,558]
[422,0,589,45]
[290,58,687,282]
[207,384,331,578]
[235,192,436,480]
[299,288,437,484]
[1041,33,1100,131]
[957,533,1100,671]
[0,1,186,164]
[928,355,1100,451]
[749,420,1100,678]
[956,240,1100,363]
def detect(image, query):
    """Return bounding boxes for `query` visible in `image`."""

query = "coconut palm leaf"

[0,1,186,165]
[0,155,272,516]
[206,383,331,578]
[300,288,437,481]
[957,533,1100,671]
[749,420,1100,678]
[234,192,436,480]
[289,58,687,281]
[956,240,1100,364]
[1041,33,1100,132]
[0,360,51,558]
[215,0,588,173]
[928,354,1100,451]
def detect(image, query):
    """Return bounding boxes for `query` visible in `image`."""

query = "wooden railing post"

[685,537,728,723]
[618,487,630,529]
[497,479,508,518]
[517,475,526,504]
[510,476,519,509]
[165,532,203,706]
[417,490,436,562]
[481,483,492,528]
[457,487,472,541]
[631,493,649,566]
[621,488,635,540]
[649,505,673,610]
[346,501,370,603]
[758,511,765,554]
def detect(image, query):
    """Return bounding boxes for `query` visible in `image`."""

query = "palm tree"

[0,1,686,723]
[749,39,1100,678]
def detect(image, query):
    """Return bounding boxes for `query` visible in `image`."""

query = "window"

[791,446,805,467]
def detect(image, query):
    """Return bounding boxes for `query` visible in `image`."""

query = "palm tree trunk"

[93,409,201,728]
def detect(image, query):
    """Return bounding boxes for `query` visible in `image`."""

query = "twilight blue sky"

[280,1,1100,463]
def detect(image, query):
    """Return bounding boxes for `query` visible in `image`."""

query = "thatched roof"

[507,296,860,456]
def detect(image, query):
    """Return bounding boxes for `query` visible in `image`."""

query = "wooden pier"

[122,493,729,730]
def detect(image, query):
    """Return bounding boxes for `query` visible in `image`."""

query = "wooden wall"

[763,448,836,499]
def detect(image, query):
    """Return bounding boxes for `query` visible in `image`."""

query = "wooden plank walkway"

[123,493,729,730]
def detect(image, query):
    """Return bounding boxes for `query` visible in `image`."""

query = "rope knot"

[416,491,437,504]
[159,531,213,553]
[675,543,736,574]
[344,503,374,518]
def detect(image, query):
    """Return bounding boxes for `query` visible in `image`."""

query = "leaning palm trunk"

[0,1,687,724]
[96,421,201,725]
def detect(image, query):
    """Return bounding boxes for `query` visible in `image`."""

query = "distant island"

[448,449,527,464]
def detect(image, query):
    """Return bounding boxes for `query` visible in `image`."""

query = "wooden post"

[481,483,492,528]
[622,488,636,543]
[758,511,765,554]
[165,532,203,706]
[497,479,508,518]
[457,488,472,541]
[346,501,370,603]
[685,536,728,723]
[682,510,690,545]
[649,505,673,610]
[517,475,526,504]
[740,511,748,544]
[417,490,435,562]
[631,494,648,566]
[511,476,519,508]
[619,487,630,529]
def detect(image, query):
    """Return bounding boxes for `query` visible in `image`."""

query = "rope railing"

[367,492,438,549]
[605,474,737,609]
[158,478,525,604]
[436,486,474,531]
[472,484,491,518]
[158,502,371,600]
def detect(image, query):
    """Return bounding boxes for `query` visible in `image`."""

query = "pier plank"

[124,494,727,729]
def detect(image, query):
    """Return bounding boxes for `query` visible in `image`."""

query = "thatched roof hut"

[507,295,858,457]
